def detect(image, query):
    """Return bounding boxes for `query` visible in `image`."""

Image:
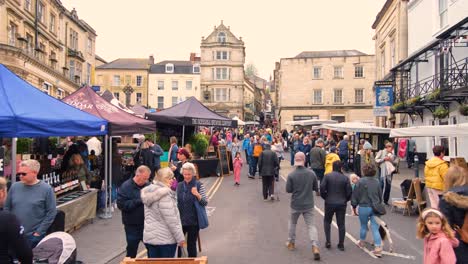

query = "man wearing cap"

[285,152,321,260]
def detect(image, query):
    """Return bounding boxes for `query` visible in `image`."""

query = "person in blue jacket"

[242,134,251,165]
[298,137,312,168]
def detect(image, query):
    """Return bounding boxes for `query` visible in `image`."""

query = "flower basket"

[459,104,468,116]
[390,102,405,113]
[405,96,421,107]
[426,89,440,101]
[433,106,449,119]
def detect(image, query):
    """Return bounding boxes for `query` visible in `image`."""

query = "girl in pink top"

[417,208,459,264]
[233,152,243,186]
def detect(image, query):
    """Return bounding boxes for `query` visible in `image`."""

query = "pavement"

[73,155,424,263]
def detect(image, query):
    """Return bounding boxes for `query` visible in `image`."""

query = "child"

[350,173,360,190]
[417,208,459,264]
[233,152,243,186]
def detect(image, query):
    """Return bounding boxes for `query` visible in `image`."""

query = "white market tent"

[232,116,245,126]
[285,119,337,127]
[244,121,260,126]
[390,123,468,138]
[321,122,391,134]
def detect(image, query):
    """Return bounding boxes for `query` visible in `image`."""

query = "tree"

[245,63,258,78]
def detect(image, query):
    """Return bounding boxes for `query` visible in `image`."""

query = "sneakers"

[263,198,268,202]
[286,241,295,251]
[270,194,275,201]
[373,246,383,258]
[325,242,331,249]
[357,240,365,249]
[312,246,320,260]
[337,244,345,251]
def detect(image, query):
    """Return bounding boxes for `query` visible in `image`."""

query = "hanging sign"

[375,86,394,107]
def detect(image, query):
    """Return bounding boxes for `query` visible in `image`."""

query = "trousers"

[288,208,319,246]
[262,176,274,199]
[358,206,381,246]
[146,243,177,258]
[177,225,199,257]
[323,204,346,245]
[124,225,147,258]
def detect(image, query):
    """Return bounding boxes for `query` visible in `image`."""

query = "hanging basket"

[390,102,405,113]
[433,106,449,119]
[405,96,421,107]
[426,89,441,101]
[459,104,468,116]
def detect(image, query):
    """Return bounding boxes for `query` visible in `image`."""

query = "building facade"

[148,54,201,110]
[200,21,246,119]
[95,57,153,107]
[0,0,96,98]
[277,50,376,130]
[390,0,468,158]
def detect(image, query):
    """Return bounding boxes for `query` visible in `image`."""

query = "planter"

[433,106,449,119]
[390,102,405,113]
[405,96,421,107]
[426,89,440,101]
[459,104,468,116]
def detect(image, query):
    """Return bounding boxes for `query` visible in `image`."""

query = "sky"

[61,0,387,79]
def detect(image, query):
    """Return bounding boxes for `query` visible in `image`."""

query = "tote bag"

[194,182,209,229]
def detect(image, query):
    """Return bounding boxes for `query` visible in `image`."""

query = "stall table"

[57,189,98,232]
[191,159,219,178]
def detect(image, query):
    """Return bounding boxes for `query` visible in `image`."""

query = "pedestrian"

[177,163,208,257]
[285,152,321,260]
[351,164,383,257]
[4,159,57,249]
[438,165,468,264]
[242,134,251,165]
[116,165,151,258]
[141,168,185,258]
[417,208,459,264]
[320,160,352,251]
[168,136,179,164]
[249,136,263,179]
[360,141,376,177]
[258,143,279,201]
[338,135,350,172]
[324,146,340,175]
[407,138,416,168]
[310,138,326,185]
[233,152,243,186]
[65,153,91,188]
[230,137,241,163]
[140,141,155,179]
[171,148,191,183]
[210,131,220,153]
[350,173,360,190]
[147,139,164,178]
[247,136,254,177]
[0,177,33,264]
[425,145,449,209]
[375,142,399,205]
[289,133,301,166]
[298,137,312,168]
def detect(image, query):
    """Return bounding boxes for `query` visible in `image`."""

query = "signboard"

[373,107,388,117]
[375,86,394,107]
[92,86,101,92]
[191,118,234,127]
[0,147,4,177]
[217,145,230,176]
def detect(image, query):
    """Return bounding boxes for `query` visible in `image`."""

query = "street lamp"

[122,84,134,107]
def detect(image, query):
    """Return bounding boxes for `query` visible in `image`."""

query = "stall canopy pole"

[108,136,113,218]
[101,134,111,219]
[11,138,17,183]
[182,125,185,146]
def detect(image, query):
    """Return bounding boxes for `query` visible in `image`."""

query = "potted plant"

[433,106,449,119]
[390,102,405,113]
[459,104,468,116]
[426,89,441,101]
[405,96,421,107]
[190,133,209,159]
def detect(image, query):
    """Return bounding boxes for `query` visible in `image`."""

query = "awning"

[232,116,245,126]
[390,123,468,138]
[285,119,338,127]
[321,122,390,134]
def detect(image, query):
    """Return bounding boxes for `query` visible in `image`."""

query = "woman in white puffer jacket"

[141,168,185,258]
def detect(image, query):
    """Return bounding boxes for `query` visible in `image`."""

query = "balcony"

[67,48,85,62]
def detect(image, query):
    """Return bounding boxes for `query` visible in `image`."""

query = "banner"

[375,86,394,107]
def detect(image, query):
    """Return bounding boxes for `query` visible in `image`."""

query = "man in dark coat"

[258,144,279,201]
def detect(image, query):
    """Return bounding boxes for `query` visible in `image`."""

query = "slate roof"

[295,50,368,59]
[96,58,150,70]
[149,60,199,74]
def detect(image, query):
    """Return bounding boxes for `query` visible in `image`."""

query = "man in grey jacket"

[285,152,320,260]
[310,138,326,184]
[258,144,279,201]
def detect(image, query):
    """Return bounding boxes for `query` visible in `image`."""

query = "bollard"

[414,154,419,178]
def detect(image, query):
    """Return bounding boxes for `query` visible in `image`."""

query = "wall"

[148,73,201,109]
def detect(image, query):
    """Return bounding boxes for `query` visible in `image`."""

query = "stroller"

[33,232,78,264]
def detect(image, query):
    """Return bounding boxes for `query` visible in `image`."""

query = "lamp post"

[123,84,134,107]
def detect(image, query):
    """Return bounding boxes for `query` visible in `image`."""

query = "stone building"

[277,50,376,130]
[95,56,153,107]
[0,0,96,99]
[200,21,246,119]
[148,53,201,110]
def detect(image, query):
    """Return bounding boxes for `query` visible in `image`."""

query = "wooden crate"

[121,257,208,264]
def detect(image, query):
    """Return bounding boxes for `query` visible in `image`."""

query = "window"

[86,63,91,85]
[354,66,364,78]
[87,38,92,54]
[136,93,142,103]
[157,80,164,90]
[69,60,75,80]
[56,88,64,99]
[49,14,56,34]
[313,89,322,104]
[75,61,82,82]
[193,64,200,73]
[333,66,343,79]
[113,75,120,86]
[42,82,51,95]
[215,68,229,80]
[334,89,343,104]
[215,88,228,102]
[70,29,78,50]
[439,0,448,28]
[50,51,57,69]
[24,0,31,11]
[313,67,322,79]
[125,75,131,85]
[165,63,174,73]
[216,51,228,60]
[136,76,142,87]
[172,80,178,90]
[217,32,226,43]
[172,96,178,106]
[355,89,364,103]
[26,34,33,53]
[114,92,120,100]
[380,49,385,77]
[186,80,192,90]
[157,96,164,109]
[390,39,396,68]
[37,2,45,23]
[7,22,17,46]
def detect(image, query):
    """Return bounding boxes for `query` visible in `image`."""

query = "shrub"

[189,134,209,158]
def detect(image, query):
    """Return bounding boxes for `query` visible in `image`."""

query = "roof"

[95,55,107,64]
[372,0,394,29]
[294,50,368,59]
[96,58,150,70]
[149,60,199,74]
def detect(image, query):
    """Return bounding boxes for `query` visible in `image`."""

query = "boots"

[286,241,295,251]
[312,245,320,260]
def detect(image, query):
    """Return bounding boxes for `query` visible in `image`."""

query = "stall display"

[57,189,98,232]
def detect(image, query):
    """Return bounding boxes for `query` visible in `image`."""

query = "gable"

[202,23,244,45]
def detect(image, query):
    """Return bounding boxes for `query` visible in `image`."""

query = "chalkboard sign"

[217,145,230,176]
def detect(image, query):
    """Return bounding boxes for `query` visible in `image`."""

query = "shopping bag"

[194,201,209,229]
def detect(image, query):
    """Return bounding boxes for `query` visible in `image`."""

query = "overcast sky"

[61,0,386,79]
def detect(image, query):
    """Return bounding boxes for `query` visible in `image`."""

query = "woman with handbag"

[351,164,384,257]
[177,162,208,257]
[439,165,468,264]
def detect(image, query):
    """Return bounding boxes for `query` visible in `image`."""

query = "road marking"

[207,176,222,197]
[208,176,223,200]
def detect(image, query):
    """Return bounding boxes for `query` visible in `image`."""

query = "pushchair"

[33,232,78,264]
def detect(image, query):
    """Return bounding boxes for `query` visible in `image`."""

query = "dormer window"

[165,63,174,73]
[217,32,226,43]
[193,64,200,74]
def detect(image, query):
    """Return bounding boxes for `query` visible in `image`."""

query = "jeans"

[244,150,250,164]
[323,204,346,245]
[290,150,296,166]
[178,225,199,257]
[262,176,274,199]
[339,153,349,171]
[26,233,45,249]
[146,243,177,258]
[250,157,259,176]
[288,208,319,246]
[380,174,392,204]
[124,225,146,258]
[358,206,381,246]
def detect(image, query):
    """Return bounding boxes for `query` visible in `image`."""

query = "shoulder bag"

[366,181,386,216]
[194,182,209,229]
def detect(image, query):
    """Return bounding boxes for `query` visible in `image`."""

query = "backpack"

[253,144,263,157]
[454,212,468,243]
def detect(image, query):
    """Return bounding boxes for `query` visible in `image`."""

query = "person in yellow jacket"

[325,146,341,175]
[424,145,449,209]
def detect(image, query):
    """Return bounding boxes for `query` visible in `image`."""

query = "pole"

[109,136,113,217]
[182,125,185,146]
[11,138,17,183]
[101,134,111,219]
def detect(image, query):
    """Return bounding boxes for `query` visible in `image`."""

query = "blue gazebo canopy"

[0,64,107,137]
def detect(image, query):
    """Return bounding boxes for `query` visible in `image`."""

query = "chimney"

[190,53,200,62]
[149,55,154,65]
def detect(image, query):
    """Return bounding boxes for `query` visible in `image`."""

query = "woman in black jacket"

[439,165,468,264]
[171,148,191,183]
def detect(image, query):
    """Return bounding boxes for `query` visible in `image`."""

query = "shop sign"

[373,107,388,117]
[0,147,4,177]
[191,118,233,127]
[375,86,394,107]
